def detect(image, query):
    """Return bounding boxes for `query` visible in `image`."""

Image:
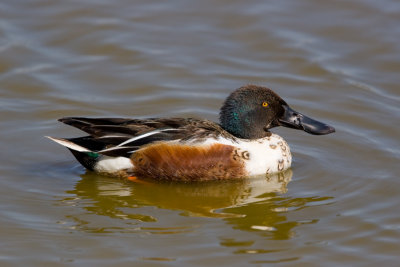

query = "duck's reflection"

[66,170,291,216]
[60,170,330,239]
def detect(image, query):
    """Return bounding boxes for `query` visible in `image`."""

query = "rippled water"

[1,0,399,266]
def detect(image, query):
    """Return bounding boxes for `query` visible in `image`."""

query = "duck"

[47,84,335,181]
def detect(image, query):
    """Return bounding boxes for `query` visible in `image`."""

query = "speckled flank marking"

[278,159,285,171]
[233,148,250,161]
[274,139,292,171]
[278,139,292,164]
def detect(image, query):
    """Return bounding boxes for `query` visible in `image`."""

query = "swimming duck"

[47,85,334,181]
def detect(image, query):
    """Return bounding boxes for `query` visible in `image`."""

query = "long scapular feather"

[116,128,179,147]
[98,146,139,157]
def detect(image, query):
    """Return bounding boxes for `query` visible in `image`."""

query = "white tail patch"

[46,136,91,152]
[94,156,133,173]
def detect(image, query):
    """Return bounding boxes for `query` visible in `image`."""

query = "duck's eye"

[262,102,268,107]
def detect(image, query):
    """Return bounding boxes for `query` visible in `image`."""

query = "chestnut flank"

[131,143,247,181]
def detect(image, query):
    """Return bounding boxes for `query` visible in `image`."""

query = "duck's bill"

[278,105,335,135]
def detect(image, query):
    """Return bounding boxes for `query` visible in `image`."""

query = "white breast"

[200,133,292,176]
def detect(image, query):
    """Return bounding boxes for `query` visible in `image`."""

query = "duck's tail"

[46,136,100,171]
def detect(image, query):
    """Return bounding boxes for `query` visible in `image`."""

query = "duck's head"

[219,85,335,139]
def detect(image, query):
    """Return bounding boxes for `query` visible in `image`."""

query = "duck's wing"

[55,117,202,157]
[59,117,191,137]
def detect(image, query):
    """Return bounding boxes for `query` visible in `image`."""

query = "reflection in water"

[222,195,331,240]
[59,170,332,239]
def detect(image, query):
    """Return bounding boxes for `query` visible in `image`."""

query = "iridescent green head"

[219,85,335,139]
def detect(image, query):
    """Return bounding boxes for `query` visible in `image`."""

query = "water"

[1,0,399,266]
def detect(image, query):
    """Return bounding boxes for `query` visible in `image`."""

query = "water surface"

[1,0,399,266]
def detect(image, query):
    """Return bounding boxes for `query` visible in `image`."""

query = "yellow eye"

[262,102,268,107]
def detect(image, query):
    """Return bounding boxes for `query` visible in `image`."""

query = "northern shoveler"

[47,85,335,181]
